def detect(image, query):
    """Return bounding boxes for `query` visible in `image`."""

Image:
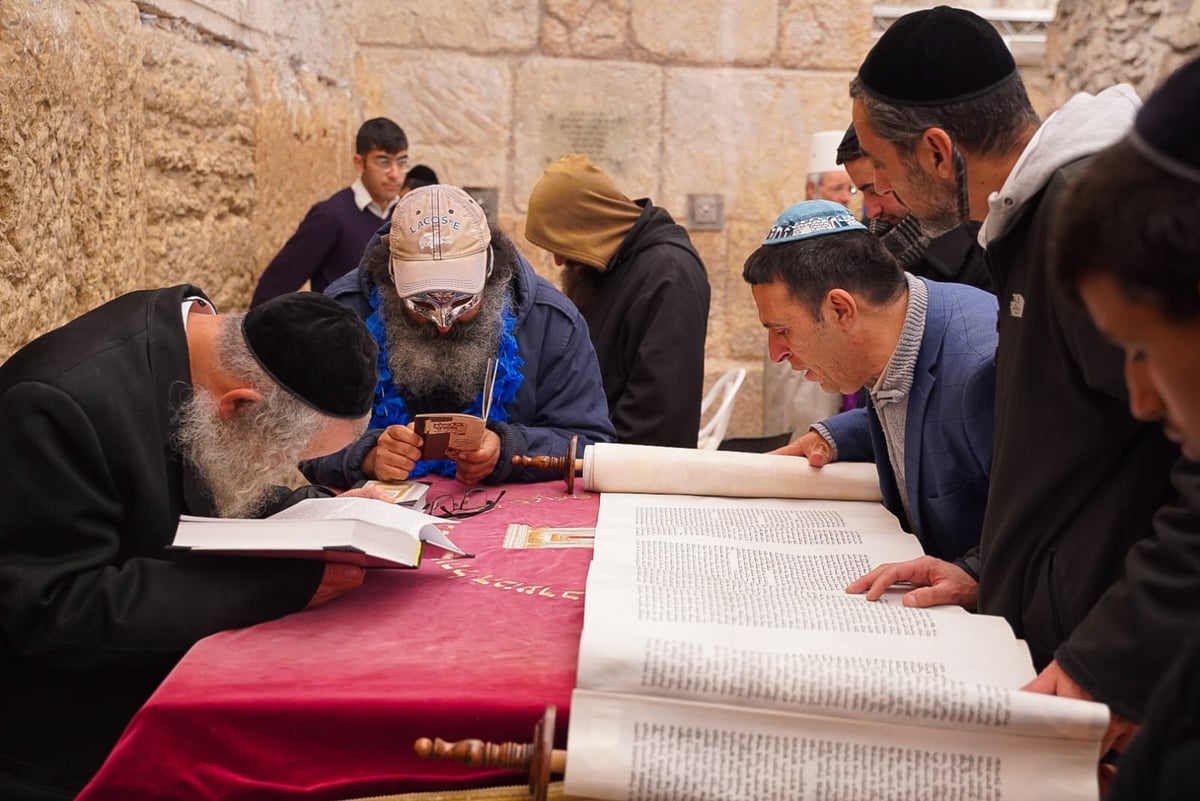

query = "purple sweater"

[250,187,388,307]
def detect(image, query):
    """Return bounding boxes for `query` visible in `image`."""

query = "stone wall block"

[631,0,779,65]
[687,229,729,354]
[542,0,630,58]
[357,49,513,203]
[139,24,258,308]
[662,67,855,225]
[355,0,539,53]
[248,66,359,305]
[513,58,663,213]
[1049,0,1200,104]
[0,0,146,357]
[779,0,873,70]
[724,219,770,362]
[138,0,355,79]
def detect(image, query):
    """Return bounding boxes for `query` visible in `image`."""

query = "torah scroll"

[580,443,882,502]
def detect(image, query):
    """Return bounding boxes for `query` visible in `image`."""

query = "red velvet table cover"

[78,480,597,801]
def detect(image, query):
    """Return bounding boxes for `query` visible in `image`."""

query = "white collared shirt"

[181,296,215,330]
[351,178,396,219]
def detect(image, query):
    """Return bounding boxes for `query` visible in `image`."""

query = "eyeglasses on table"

[425,488,507,520]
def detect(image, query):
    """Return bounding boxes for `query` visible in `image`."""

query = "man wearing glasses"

[304,184,615,489]
[251,117,409,306]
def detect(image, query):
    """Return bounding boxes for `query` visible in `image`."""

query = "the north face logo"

[1009,293,1025,318]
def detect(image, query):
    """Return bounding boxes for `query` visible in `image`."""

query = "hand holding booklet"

[172,496,464,568]
[412,357,498,460]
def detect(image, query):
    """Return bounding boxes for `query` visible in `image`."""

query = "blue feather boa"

[365,287,525,478]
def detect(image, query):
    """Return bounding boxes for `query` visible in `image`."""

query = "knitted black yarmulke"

[1130,56,1200,184]
[857,6,1016,107]
[242,292,378,419]
[836,123,862,165]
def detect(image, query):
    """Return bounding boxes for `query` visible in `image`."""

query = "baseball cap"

[389,184,491,298]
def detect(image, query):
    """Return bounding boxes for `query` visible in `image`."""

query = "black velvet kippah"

[836,123,862,165]
[857,6,1016,107]
[242,292,378,419]
[1130,56,1200,184]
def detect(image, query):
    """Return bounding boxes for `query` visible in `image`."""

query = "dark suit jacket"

[0,285,322,794]
[822,279,998,561]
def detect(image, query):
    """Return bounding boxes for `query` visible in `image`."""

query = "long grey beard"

[173,390,311,518]
[377,282,508,408]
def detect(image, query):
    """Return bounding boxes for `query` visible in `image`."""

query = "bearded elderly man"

[305,183,615,489]
[0,288,381,799]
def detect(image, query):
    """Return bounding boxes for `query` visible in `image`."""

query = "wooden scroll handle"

[509,434,581,494]
[414,705,564,801]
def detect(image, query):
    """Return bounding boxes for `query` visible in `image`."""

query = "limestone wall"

[2,0,880,440]
[1048,0,1200,104]
[0,0,358,358]
[14,2,1184,440]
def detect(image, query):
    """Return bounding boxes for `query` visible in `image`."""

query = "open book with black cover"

[564,492,1108,801]
[172,496,463,568]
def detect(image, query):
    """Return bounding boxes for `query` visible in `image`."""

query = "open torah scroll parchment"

[565,493,1108,801]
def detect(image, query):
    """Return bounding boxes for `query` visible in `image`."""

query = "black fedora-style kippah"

[242,292,379,419]
[1129,56,1200,185]
[857,6,1016,107]
[835,123,862,165]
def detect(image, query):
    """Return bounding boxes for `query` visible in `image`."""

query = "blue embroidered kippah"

[762,200,866,246]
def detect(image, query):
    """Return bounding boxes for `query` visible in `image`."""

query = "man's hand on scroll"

[363,423,423,481]
[447,429,501,485]
[845,555,979,610]
[1022,660,1139,755]
[769,429,833,467]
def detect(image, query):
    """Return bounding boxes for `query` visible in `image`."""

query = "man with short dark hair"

[524,154,710,448]
[845,6,1199,748]
[304,183,615,488]
[745,200,996,562]
[401,164,439,197]
[0,288,381,798]
[251,117,409,306]
[836,123,990,290]
[1051,57,1200,798]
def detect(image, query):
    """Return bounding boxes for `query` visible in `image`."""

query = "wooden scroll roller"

[413,705,565,801]
[510,434,582,494]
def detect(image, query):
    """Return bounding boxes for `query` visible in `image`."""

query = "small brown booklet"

[413,357,497,460]
[413,413,486,460]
